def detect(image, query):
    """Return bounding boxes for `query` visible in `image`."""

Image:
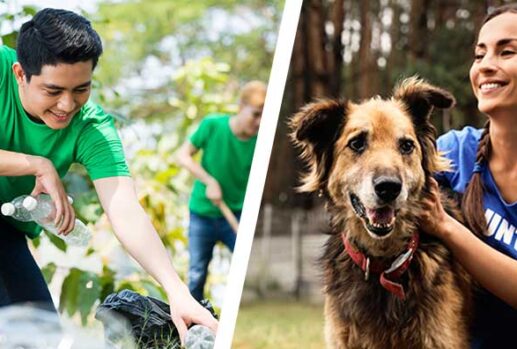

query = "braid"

[462,121,491,237]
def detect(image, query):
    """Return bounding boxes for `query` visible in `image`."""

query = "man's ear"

[12,62,27,85]
[289,99,347,192]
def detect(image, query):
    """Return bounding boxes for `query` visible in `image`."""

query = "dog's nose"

[373,176,402,203]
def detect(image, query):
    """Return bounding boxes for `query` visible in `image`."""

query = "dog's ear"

[393,76,455,124]
[394,76,453,176]
[289,99,347,192]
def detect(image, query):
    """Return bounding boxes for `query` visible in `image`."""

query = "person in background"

[421,4,517,348]
[0,8,216,343]
[177,81,266,301]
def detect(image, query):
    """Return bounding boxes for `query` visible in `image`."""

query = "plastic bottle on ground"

[23,194,92,247]
[184,325,215,349]
[1,195,33,222]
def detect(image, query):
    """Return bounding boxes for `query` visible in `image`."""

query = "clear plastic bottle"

[184,325,215,349]
[1,195,33,222]
[23,194,92,247]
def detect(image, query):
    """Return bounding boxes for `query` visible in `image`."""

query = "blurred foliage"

[0,1,36,46]
[91,0,280,120]
[1,0,281,326]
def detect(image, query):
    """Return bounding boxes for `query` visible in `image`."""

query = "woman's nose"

[478,53,498,73]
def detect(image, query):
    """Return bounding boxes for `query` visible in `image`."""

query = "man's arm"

[176,141,222,205]
[0,149,75,233]
[93,176,218,342]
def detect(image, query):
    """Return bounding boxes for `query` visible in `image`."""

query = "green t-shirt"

[0,45,130,238]
[189,114,256,217]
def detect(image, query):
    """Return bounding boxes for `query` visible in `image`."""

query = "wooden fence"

[242,204,330,302]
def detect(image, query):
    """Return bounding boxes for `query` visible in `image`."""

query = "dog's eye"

[348,135,367,153]
[399,139,415,154]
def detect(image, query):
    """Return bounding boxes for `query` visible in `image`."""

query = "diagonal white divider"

[214,0,303,348]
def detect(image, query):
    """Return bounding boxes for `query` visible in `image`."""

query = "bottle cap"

[1,203,15,216]
[23,196,38,211]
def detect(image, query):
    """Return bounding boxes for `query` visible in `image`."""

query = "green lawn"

[232,300,325,349]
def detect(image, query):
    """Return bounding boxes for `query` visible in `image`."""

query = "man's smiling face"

[14,60,93,129]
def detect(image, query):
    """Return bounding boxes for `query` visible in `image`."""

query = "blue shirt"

[437,126,517,349]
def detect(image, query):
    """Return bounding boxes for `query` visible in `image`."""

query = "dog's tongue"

[366,207,395,225]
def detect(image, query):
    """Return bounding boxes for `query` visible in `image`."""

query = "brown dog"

[290,77,471,349]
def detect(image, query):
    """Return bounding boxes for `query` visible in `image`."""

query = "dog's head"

[291,77,453,250]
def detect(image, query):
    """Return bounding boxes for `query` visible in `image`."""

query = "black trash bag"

[95,289,217,349]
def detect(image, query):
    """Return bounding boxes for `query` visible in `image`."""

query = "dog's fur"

[290,77,472,349]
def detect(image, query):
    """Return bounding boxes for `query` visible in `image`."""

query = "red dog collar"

[342,232,419,300]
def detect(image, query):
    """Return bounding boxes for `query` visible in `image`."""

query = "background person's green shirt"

[189,114,256,217]
[0,45,130,238]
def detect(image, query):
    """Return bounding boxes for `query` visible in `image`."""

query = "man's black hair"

[16,8,103,81]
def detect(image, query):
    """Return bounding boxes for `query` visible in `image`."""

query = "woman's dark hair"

[462,4,517,236]
[462,121,491,237]
[484,3,517,24]
[16,8,103,81]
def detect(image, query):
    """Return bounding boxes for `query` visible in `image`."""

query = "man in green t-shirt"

[0,8,215,343]
[177,81,266,301]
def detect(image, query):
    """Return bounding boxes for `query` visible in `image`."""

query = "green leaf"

[59,268,81,316]
[86,247,96,256]
[99,265,116,301]
[77,272,102,325]
[60,268,103,325]
[41,262,57,284]
[22,5,37,16]
[31,236,41,248]
[116,281,138,293]
[44,230,68,253]
[141,280,166,300]
[1,32,17,49]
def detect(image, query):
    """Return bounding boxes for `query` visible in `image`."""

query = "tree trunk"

[327,0,345,98]
[408,0,429,63]
[305,0,328,98]
[358,0,375,98]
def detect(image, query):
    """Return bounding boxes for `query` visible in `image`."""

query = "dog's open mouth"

[350,193,396,238]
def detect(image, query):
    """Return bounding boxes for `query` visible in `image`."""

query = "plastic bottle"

[184,325,215,349]
[23,194,92,247]
[1,195,33,222]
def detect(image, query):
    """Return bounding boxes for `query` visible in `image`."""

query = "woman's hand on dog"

[420,178,456,240]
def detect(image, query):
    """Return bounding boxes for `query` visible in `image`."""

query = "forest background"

[265,0,503,208]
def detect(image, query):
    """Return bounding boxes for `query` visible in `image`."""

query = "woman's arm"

[421,178,517,308]
[93,176,218,343]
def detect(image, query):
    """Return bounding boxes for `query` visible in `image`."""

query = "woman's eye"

[474,53,484,61]
[348,135,367,153]
[502,50,515,56]
[399,139,415,154]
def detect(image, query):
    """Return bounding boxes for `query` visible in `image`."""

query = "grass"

[232,300,325,349]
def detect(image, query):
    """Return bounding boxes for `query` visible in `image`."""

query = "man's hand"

[168,285,218,345]
[206,178,223,206]
[94,176,218,344]
[31,157,75,235]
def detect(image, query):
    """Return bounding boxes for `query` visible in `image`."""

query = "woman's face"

[470,12,517,115]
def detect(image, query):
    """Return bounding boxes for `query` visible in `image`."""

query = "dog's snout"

[373,176,402,203]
